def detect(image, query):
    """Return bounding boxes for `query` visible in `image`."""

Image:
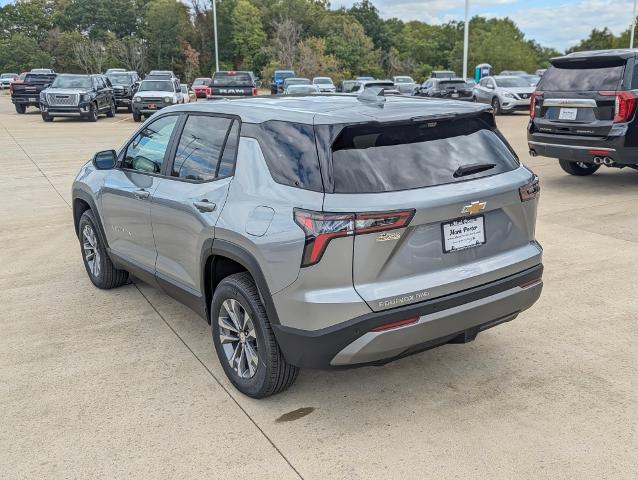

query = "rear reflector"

[519,175,540,202]
[371,317,419,332]
[599,90,636,123]
[529,91,543,119]
[588,149,610,155]
[520,277,542,289]
[293,208,415,267]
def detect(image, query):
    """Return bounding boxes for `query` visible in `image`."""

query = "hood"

[136,90,175,98]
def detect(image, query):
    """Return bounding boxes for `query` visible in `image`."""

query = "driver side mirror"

[93,150,116,170]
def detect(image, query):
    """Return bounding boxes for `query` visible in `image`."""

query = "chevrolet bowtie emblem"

[462,201,487,215]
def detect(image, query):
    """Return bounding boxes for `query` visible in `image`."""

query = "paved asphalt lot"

[1,93,637,479]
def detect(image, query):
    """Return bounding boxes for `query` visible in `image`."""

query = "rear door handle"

[134,189,150,200]
[193,200,216,213]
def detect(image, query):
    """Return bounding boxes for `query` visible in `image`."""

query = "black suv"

[40,74,116,122]
[106,71,140,112]
[528,49,638,176]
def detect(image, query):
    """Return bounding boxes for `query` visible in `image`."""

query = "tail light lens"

[599,90,636,123]
[206,87,211,96]
[371,317,419,332]
[529,91,543,118]
[519,175,540,202]
[252,87,258,96]
[293,208,415,267]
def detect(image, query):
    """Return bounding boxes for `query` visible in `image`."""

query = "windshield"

[314,78,332,84]
[540,62,624,91]
[495,77,531,88]
[212,72,252,86]
[286,79,310,86]
[394,77,414,83]
[107,73,132,85]
[193,78,210,86]
[139,80,174,92]
[275,71,295,80]
[51,75,91,89]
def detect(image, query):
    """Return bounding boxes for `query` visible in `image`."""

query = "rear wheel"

[15,104,26,114]
[559,159,600,176]
[211,272,299,398]
[78,210,128,289]
[491,97,501,115]
[87,103,98,122]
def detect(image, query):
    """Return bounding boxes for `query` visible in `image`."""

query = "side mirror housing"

[93,150,116,170]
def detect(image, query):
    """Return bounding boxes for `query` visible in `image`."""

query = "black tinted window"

[172,115,232,181]
[243,121,323,191]
[331,117,518,193]
[218,121,239,178]
[123,115,179,173]
[212,72,252,85]
[540,62,625,91]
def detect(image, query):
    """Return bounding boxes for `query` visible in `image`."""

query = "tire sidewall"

[211,280,272,397]
[492,97,501,115]
[78,211,107,287]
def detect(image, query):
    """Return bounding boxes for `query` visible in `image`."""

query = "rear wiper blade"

[453,162,496,178]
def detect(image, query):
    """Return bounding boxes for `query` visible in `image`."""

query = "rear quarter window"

[330,116,519,194]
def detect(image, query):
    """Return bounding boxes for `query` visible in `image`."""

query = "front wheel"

[211,272,299,398]
[559,159,601,176]
[132,111,141,122]
[106,100,116,118]
[491,97,501,115]
[87,103,98,122]
[78,210,128,289]
[15,104,26,114]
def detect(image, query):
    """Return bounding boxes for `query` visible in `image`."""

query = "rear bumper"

[273,264,543,369]
[527,130,637,165]
[12,96,40,106]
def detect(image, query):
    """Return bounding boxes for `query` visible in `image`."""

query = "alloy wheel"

[82,224,101,277]
[218,298,259,379]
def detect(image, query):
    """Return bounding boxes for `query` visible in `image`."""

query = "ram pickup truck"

[209,71,257,99]
[11,72,57,113]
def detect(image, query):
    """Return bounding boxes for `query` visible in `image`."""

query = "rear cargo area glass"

[540,62,625,91]
[331,117,518,193]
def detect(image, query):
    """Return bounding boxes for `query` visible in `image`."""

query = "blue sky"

[333,0,636,51]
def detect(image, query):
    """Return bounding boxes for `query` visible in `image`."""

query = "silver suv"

[473,75,535,114]
[72,94,543,398]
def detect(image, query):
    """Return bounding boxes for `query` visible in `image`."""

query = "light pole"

[631,0,637,49]
[462,0,469,79]
[212,0,219,72]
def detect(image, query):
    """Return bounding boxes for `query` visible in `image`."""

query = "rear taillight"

[252,87,257,96]
[293,208,415,267]
[519,175,540,202]
[206,87,211,96]
[371,317,419,332]
[599,90,636,123]
[529,91,543,119]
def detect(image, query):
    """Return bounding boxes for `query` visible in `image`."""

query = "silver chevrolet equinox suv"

[71,92,543,398]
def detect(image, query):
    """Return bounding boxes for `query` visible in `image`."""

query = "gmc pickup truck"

[11,72,57,113]
[209,71,257,99]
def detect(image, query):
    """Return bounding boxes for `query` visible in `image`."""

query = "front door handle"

[193,200,216,213]
[134,189,150,200]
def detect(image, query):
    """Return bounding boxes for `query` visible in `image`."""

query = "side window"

[171,115,233,181]
[95,76,104,89]
[123,115,179,174]
[480,78,487,87]
[217,120,240,178]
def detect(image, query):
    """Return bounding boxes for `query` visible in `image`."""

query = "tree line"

[0,0,624,83]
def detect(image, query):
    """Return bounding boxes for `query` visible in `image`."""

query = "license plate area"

[148,103,156,109]
[442,216,486,253]
[558,107,578,120]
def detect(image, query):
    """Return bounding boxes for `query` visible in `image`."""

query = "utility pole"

[631,0,637,49]
[212,0,219,72]
[463,0,469,79]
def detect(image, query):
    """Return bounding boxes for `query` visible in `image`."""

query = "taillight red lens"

[371,317,419,332]
[529,91,543,119]
[599,90,636,123]
[252,87,257,96]
[293,208,415,267]
[519,175,540,202]
[206,87,211,96]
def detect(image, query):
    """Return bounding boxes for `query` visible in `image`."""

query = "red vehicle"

[9,72,27,92]
[192,77,212,98]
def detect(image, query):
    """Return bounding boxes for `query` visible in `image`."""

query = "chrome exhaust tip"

[603,157,614,165]
[593,157,603,165]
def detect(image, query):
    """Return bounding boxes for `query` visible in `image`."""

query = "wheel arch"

[72,189,109,248]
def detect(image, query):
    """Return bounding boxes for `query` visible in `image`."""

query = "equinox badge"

[462,201,487,215]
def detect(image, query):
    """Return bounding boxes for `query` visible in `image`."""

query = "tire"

[211,272,299,398]
[106,99,116,118]
[132,111,142,122]
[78,210,128,289]
[15,104,26,114]
[87,103,98,122]
[491,97,501,115]
[127,103,133,113]
[558,159,601,176]
[41,112,53,122]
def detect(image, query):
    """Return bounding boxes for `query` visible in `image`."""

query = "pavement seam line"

[0,117,70,207]
[134,285,305,480]
[0,114,303,479]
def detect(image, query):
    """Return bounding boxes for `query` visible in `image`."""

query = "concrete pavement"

[1,94,636,479]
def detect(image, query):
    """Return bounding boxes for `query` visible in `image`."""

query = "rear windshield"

[275,71,295,80]
[331,117,519,193]
[213,72,252,85]
[107,73,132,85]
[193,78,211,86]
[540,61,625,91]
[439,80,467,88]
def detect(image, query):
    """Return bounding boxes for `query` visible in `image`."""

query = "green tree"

[0,0,53,44]
[0,33,52,72]
[349,0,391,50]
[144,0,191,73]
[231,0,267,71]
[64,0,140,40]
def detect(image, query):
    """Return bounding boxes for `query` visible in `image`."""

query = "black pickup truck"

[11,72,57,113]
[209,71,257,99]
